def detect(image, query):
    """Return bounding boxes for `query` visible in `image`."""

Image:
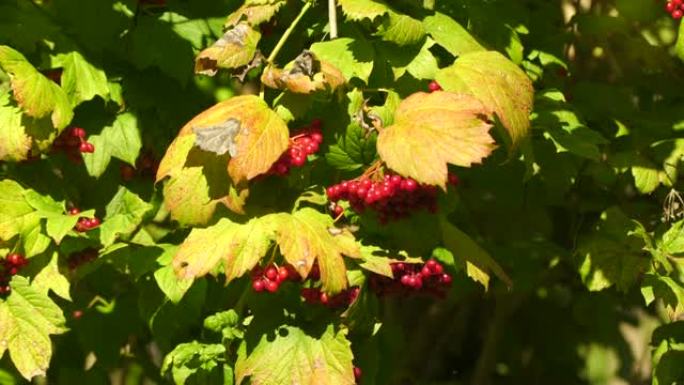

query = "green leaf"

[632,164,660,194]
[532,90,607,160]
[195,23,261,76]
[676,18,684,62]
[439,217,512,289]
[359,245,395,278]
[162,342,226,385]
[0,180,40,242]
[235,325,354,385]
[44,214,79,244]
[660,220,684,256]
[173,216,276,281]
[83,112,142,177]
[423,13,485,56]
[376,11,425,46]
[0,45,73,130]
[32,252,71,301]
[436,51,534,146]
[272,208,360,293]
[337,0,388,21]
[310,37,374,83]
[577,207,648,292]
[0,94,31,161]
[0,276,67,380]
[642,275,684,320]
[377,92,495,188]
[378,38,439,80]
[60,51,109,106]
[99,187,153,247]
[326,123,377,171]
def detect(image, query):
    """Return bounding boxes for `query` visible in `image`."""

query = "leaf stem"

[328,0,338,39]
[266,2,312,64]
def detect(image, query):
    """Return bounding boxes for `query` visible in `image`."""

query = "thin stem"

[267,1,312,64]
[328,0,338,39]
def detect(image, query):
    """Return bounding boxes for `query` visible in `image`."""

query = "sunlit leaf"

[377,91,495,188]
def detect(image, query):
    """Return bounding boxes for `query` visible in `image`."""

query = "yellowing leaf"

[159,135,238,225]
[337,0,388,21]
[436,51,534,146]
[377,91,495,188]
[224,0,286,27]
[236,325,355,385]
[173,217,276,281]
[0,45,73,130]
[261,51,346,94]
[0,94,31,161]
[272,208,360,293]
[170,95,289,183]
[0,276,67,380]
[195,23,261,76]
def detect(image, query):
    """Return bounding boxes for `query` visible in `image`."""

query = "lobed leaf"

[377,92,495,188]
[436,51,534,146]
[0,276,67,380]
[0,45,73,130]
[235,325,354,385]
[195,23,261,76]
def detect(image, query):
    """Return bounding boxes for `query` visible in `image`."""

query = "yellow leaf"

[377,91,495,188]
[195,23,261,76]
[273,208,360,293]
[261,51,346,94]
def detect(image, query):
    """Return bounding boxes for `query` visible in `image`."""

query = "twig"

[328,0,338,39]
[267,2,312,64]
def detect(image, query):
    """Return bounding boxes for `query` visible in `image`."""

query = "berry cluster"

[67,248,98,270]
[369,259,452,298]
[667,0,684,18]
[251,263,300,293]
[428,80,442,92]
[267,120,323,176]
[53,127,95,162]
[326,173,459,223]
[69,208,101,232]
[301,286,360,308]
[0,253,28,296]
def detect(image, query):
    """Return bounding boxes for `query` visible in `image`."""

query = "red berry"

[291,155,306,167]
[68,207,81,215]
[353,366,362,381]
[674,0,682,6]
[252,279,265,292]
[421,266,432,277]
[79,142,90,153]
[265,280,279,293]
[402,179,418,192]
[6,253,24,266]
[89,217,101,228]
[265,266,278,281]
[432,263,444,274]
[428,81,442,92]
[72,310,84,319]
[440,273,452,286]
[319,292,329,304]
[277,266,289,282]
[70,127,86,138]
[332,204,344,217]
[311,132,323,144]
[448,173,460,186]
[9,267,19,275]
[667,1,676,12]
[0,285,10,295]
[400,274,412,286]
[674,9,684,18]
